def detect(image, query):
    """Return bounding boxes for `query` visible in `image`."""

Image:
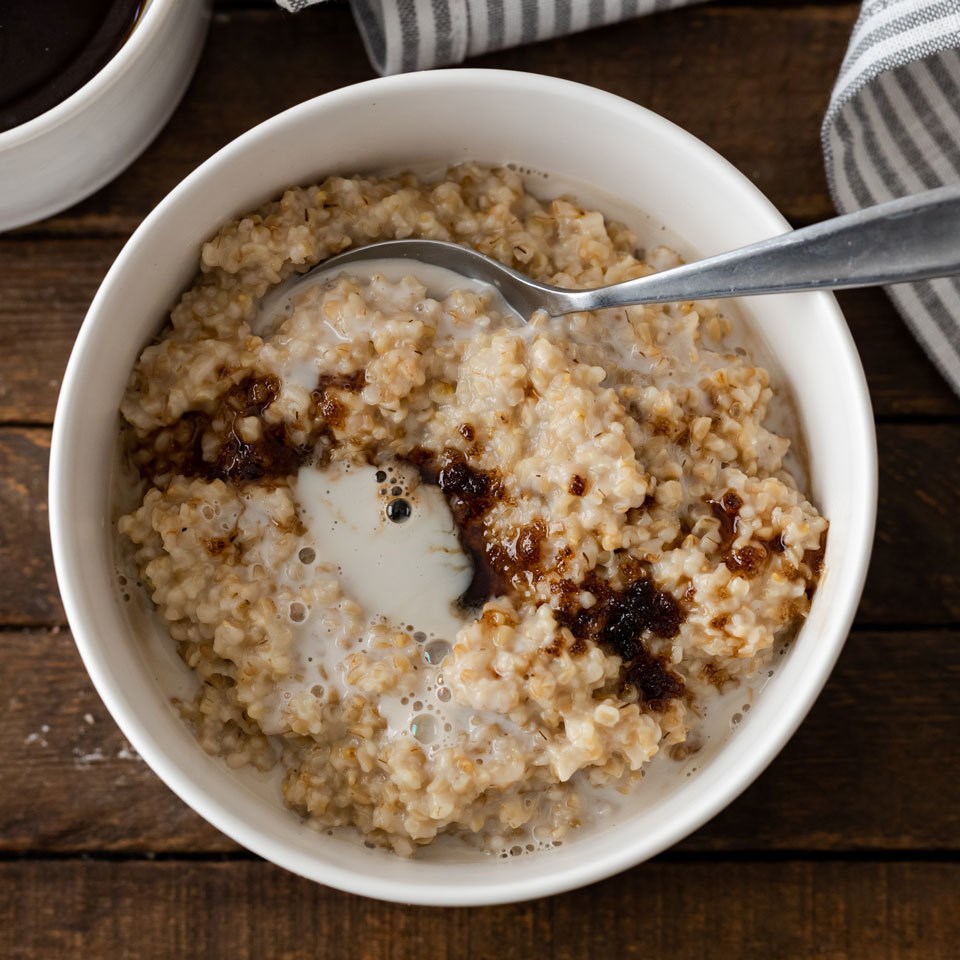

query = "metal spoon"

[309,184,960,319]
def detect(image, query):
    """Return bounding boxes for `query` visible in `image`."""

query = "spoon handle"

[559,184,960,313]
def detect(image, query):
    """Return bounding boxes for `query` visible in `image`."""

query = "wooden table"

[2,1,958,956]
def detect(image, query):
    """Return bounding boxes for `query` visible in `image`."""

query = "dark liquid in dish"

[0,0,143,134]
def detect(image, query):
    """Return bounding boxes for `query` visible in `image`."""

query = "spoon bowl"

[309,184,960,319]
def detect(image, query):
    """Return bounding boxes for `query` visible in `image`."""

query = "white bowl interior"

[50,71,876,905]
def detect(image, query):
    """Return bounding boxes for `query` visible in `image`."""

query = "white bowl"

[50,70,877,905]
[0,0,210,232]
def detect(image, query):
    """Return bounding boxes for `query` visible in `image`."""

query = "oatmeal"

[117,164,828,855]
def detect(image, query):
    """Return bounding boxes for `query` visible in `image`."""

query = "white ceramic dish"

[49,70,876,905]
[0,0,210,233]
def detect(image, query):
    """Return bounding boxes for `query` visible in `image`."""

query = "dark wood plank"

[4,624,957,853]
[5,423,958,628]
[0,430,61,626]
[863,424,960,625]
[0,859,957,959]
[838,288,960,418]
[2,626,225,853]
[2,242,958,427]
[0,239,122,423]
[17,4,859,239]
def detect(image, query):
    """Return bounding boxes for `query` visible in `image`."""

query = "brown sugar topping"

[542,634,565,658]
[702,660,735,691]
[486,521,546,594]
[407,449,595,616]
[623,654,685,712]
[131,375,314,486]
[765,532,786,554]
[437,453,501,519]
[313,392,345,429]
[215,429,306,485]
[568,635,587,657]
[407,448,512,607]
[211,376,307,483]
[205,537,229,556]
[553,567,685,710]
[554,545,574,574]
[706,490,780,582]
[310,370,366,432]
[724,543,767,579]
[433,451,548,606]
[802,534,828,598]
[618,555,643,582]
[706,490,743,554]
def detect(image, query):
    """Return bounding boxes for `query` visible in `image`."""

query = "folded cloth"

[823,0,960,395]
[275,1,700,74]
[277,0,960,394]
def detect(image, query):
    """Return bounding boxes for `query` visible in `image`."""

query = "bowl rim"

[49,68,878,905]
[0,0,176,150]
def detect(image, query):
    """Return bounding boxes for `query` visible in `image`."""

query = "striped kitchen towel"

[823,1,960,394]
[276,0,960,394]
[276,1,700,74]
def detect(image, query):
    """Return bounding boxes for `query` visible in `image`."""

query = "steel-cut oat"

[117,164,827,855]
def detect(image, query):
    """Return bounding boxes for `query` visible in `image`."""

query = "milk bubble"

[423,639,451,666]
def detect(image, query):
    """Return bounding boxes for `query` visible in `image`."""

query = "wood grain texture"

[0,430,61,625]
[864,425,960,625]
[2,241,959,426]
[3,625,957,855]
[4,424,958,628]
[1,0,957,951]
[13,4,859,240]
[836,289,960,419]
[1,859,957,959]
[0,239,122,423]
